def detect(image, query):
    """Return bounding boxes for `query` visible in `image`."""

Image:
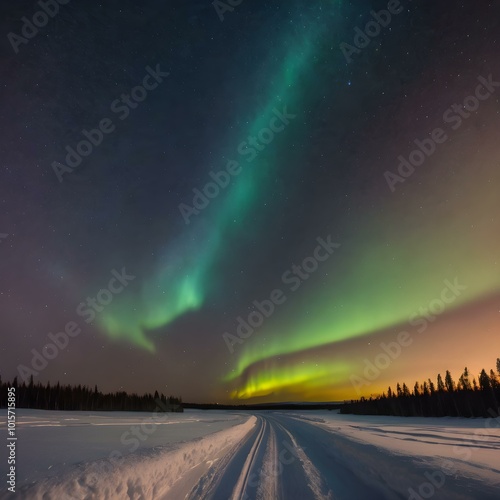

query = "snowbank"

[4,414,255,500]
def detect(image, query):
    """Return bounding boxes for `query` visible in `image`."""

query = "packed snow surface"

[1,409,499,499]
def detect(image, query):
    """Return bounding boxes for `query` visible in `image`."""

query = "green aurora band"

[92,2,500,402]
[228,146,500,399]
[97,4,339,351]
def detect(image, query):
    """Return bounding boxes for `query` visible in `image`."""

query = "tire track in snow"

[183,436,250,499]
[230,416,267,500]
[256,422,279,500]
[273,419,334,500]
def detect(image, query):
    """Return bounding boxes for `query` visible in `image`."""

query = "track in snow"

[172,412,500,500]
[173,413,388,500]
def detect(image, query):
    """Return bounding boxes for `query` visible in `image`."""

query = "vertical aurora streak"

[97,3,338,350]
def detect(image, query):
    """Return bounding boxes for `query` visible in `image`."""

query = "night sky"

[1,1,499,403]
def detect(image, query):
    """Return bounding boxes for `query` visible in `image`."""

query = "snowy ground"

[1,409,499,499]
[0,409,252,499]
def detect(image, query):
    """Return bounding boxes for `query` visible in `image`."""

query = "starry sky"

[1,1,499,403]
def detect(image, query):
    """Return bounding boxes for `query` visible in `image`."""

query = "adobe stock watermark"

[385,74,500,192]
[340,0,404,64]
[223,236,339,353]
[75,267,135,322]
[408,409,500,499]
[7,0,70,54]
[213,0,243,22]
[350,278,467,394]
[16,268,135,382]
[178,106,295,225]
[52,65,169,183]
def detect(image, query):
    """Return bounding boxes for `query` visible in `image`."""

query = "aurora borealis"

[95,3,334,352]
[1,1,499,403]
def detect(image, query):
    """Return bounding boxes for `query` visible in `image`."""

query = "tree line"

[341,358,500,418]
[0,375,183,412]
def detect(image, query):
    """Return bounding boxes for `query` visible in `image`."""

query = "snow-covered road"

[2,409,499,499]
[182,412,367,500]
[173,412,500,500]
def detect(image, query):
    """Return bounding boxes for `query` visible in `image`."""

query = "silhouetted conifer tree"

[340,358,500,418]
